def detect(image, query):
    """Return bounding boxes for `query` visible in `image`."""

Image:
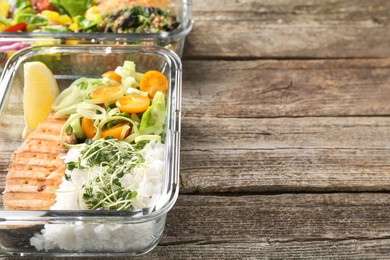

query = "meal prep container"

[0,0,192,72]
[0,45,181,256]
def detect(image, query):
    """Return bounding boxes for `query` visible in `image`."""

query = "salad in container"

[0,0,192,71]
[0,44,181,256]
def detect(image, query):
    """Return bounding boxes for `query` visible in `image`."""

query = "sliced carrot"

[140,70,167,98]
[90,85,122,100]
[101,123,131,140]
[81,117,97,139]
[116,94,150,114]
[102,70,121,83]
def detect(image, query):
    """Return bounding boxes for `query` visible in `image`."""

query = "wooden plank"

[145,193,390,258]
[184,0,390,58]
[144,241,390,259]
[2,60,390,194]
[182,59,390,118]
[2,118,388,194]
[3,193,390,259]
[180,116,390,193]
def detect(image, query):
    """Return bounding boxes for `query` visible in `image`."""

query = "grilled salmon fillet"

[3,115,67,210]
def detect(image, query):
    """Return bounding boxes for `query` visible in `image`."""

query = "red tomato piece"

[3,22,27,32]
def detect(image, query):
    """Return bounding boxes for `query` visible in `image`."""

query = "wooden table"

[147,0,390,258]
[3,0,390,259]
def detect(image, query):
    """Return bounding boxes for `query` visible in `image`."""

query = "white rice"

[30,141,166,252]
[29,221,163,252]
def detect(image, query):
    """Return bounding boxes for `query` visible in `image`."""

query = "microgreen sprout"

[70,138,144,210]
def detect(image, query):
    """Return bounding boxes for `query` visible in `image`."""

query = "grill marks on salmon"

[3,116,67,210]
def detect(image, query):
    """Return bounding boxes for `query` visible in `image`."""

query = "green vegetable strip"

[85,88,124,105]
[60,114,83,148]
[77,102,106,120]
[135,134,161,143]
[96,115,137,140]
[51,86,82,112]
[52,77,103,114]
[139,91,166,135]
[107,108,121,117]
[53,103,78,118]
[126,87,148,96]
[120,125,131,140]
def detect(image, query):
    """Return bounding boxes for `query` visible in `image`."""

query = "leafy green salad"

[0,0,179,33]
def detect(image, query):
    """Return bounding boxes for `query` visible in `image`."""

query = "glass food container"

[0,0,192,72]
[0,45,181,256]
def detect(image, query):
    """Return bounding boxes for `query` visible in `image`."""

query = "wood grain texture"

[2,117,389,195]
[3,0,390,257]
[2,59,390,195]
[181,59,390,118]
[179,58,390,193]
[4,193,390,259]
[180,116,390,193]
[143,193,390,259]
[184,0,390,58]
[163,193,390,242]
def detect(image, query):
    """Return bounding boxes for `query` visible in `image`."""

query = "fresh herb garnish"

[66,161,78,171]
[72,138,144,210]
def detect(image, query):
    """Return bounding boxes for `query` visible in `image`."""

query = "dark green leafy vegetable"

[48,0,68,15]
[72,15,98,31]
[15,13,48,28]
[66,161,78,171]
[59,0,92,17]
[14,0,31,14]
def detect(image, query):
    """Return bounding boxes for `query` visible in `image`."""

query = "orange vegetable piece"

[102,71,121,83]
[90,86,122,100]
[116,94,150,114]
[81,117,97,139]
[101,123,131,140]
[140,70,167,98]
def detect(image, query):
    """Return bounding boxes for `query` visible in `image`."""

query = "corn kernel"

[41,10,60,23]
[0,23,6,31]
[59,15,72,25]
[69,23,78,32]
[32,41,56,46]
[65,39,79,45]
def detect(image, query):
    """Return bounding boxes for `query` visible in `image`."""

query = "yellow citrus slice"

[22,62,59,138]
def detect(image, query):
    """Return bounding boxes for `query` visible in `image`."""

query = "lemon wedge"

[22,62,59,138]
